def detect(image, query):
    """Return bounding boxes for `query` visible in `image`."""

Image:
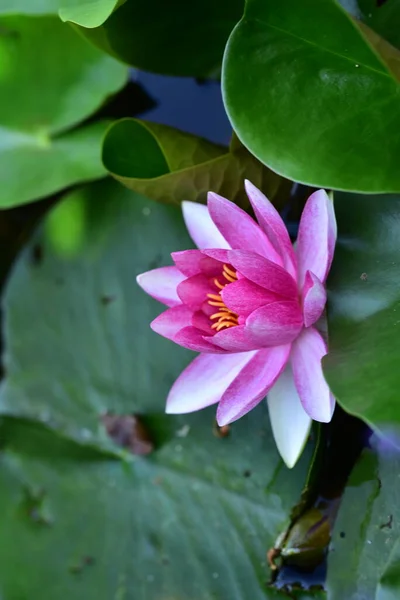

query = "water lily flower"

[137,181,337,467]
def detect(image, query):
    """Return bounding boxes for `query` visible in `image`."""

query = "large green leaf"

[1,120,113,209]
[59,0,123,27]
[0,15,128,207]
[0,0,58,15]
[0,179,319,599]
[323,192,400,437]
[326,436,400,599]
[0,0,122,25]
[74,0,244,76]
[0,418,316,600]
[102,119,290,208]
[222,0,400,193]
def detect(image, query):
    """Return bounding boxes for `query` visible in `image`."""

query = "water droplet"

[212,572,219,579]
[142,207,151,216]
[146,574,155,582]
[355,64,359,68]
[175,444,183,452]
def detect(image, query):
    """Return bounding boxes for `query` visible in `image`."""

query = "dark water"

[135,71,232,145]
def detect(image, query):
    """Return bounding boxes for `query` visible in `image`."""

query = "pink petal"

[166,350,257,413]
[302,271,327,328]
[245,180,297,279]
[182,201,230,250]
[207,192,283,264]
[296,189,336,288]
[172,250,221,277]
[246,301,304,347]
[202,248,230,263]
[175,326,226,353]
[217,345,291,425]
[291,327,335,422]
[327,193,337,274]
[151,305,193,340]
[221,279,282,317]
[192,310,213,334]
[137,266,185,307]
[177,274,214,310]
[207,324,261,352]
[267,365,312,468]
[228,250,298,299]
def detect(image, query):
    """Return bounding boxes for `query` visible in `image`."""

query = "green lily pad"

[222,0,400,193]
[0,415,315,600]
[0,15,128,207]
[59,0,123,27]
[102,119,290,208]
[0,0,122,25]
[0,178,320,598]
[326,436,400,599]
[323,192,400,438]
[74,0,244,76]
[0,0,58,15]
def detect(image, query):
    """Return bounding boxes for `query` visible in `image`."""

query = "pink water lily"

[137,180,337,467]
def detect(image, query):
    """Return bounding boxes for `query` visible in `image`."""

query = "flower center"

[207,264,239,332]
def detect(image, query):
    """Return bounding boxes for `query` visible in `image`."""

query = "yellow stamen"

[213,278,225,290]
[215,320,237,331]
[223,264,238,281]
[210,312,238,321]
[206,264,239,332]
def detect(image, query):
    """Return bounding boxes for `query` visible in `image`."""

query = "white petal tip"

[244,179,257,194]
[215,413,231,427]
[277,422,312,469]
[207,191,224,204]
[165,405,181,415]
[181,200,195,211]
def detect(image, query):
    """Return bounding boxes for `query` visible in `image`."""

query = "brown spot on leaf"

[31,243,43,266]
[101,413,154,455]
[69,556,95,575]
[21,487,52,526]
[380,514,393,529]
[267,547,281,570]
[213,421,230,438]
[101,295,116,305]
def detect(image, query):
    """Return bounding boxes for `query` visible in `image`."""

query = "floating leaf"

[59,0,122,27]
[323,192,400,438]
[0,0,58,15]
[0,15,127,207]
[0,0,121,25]
[0,416,316,600]
[102,119,290,208]
[74,0,244,76]
[222,0,400,193]
[326,436,400,599]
